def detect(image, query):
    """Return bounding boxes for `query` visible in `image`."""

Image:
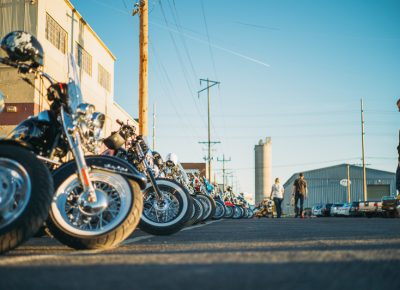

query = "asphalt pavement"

[1,217,400,290]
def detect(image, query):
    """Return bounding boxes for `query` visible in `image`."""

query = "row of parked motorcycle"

[0,31,253,254]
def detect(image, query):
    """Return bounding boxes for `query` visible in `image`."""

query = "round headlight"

[77,103,95,117]
[91,112,105,129]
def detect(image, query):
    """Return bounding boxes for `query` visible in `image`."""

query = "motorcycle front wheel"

[47,169,143,250]
[196,193,216,222]
[224,205,235,219]
[233,205,244,219]
[139,178,193,235]
[0,144,53,254]
[185,195,203,226]
[212,199,226,220]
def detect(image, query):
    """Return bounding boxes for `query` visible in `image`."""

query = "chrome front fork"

[71,132,96,202]
[62,108,96,202]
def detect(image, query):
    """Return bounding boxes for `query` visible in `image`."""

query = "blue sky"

[70,0,400,197]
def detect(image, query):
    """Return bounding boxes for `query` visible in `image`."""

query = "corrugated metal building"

[282,164,396,215]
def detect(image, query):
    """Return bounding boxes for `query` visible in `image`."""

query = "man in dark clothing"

[396,99,400,197]
[292,173,308,218]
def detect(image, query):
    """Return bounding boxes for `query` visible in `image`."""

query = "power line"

[158,0,208,131]
[200,0,218,81]
[168,0,198,80]
[149,42,202,139]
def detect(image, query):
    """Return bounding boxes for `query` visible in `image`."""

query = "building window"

[98,63,111,91]
[76,43,92,76]
[45,13,67,54]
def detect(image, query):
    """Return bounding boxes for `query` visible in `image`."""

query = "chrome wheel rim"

[51,170,132,236]
[141,180,188,227]
[0,158,31,229]
[197,195,212,219]
[193,197,204,221]
[214,201,225,218]
[225,206,233,217]
[233,206,242,218]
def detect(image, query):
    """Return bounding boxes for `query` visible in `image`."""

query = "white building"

[0,0,137,136]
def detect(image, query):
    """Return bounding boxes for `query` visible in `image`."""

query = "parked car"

[359,200,383,217]
[330,203,344,217]
[349,201,362,217]
[321,203,333,217]
[336,203,352,216]
[381,196,399,218]
[312,204,324,217]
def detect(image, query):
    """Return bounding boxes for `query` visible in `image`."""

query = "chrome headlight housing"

[91,112,105,129]
[77,103,95,119]
[77,104,105,154]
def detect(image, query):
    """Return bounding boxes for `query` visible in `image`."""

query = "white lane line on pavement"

[122,234,155,245]
[181,219,222,231]
[123,219,223,245]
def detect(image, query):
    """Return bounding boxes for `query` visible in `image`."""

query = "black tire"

[47,168,143,250]
[139,178,193,235]
[247,209,255,218]
[196,193,216,221]
[185,196,202,226]
[0,144,53,254]
[224,205,235,218]
[212,199,226,220]
[192,196,205,225]
[233,205,244,219]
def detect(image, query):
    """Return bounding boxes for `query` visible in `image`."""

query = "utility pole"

[217,154,231,192]
[347,164,351,203]
[133,0,148,136]
[361,99,367,201]
[198,78,220,182]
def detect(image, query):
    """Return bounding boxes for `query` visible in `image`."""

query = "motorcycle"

[194,175,224,220]
[223,187,236,219]
[0,90,54,254]
[254,199,274,218]
[187,172,217,222]
[162,153,215,224]
[1,31,146,250]
[102,121,193,235]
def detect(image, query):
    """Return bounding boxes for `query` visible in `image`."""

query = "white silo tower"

[254,137,272,204]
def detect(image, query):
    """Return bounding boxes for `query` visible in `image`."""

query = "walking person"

[292,173,308,218]
[270,178,284,218]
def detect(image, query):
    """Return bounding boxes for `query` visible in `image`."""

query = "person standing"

[397,99,400,198]
[270,178,284,218]
[292,173,308,218]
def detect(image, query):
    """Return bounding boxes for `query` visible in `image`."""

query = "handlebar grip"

[116,119,124,126]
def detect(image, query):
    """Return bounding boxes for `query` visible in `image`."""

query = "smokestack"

[254,137,272,204]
